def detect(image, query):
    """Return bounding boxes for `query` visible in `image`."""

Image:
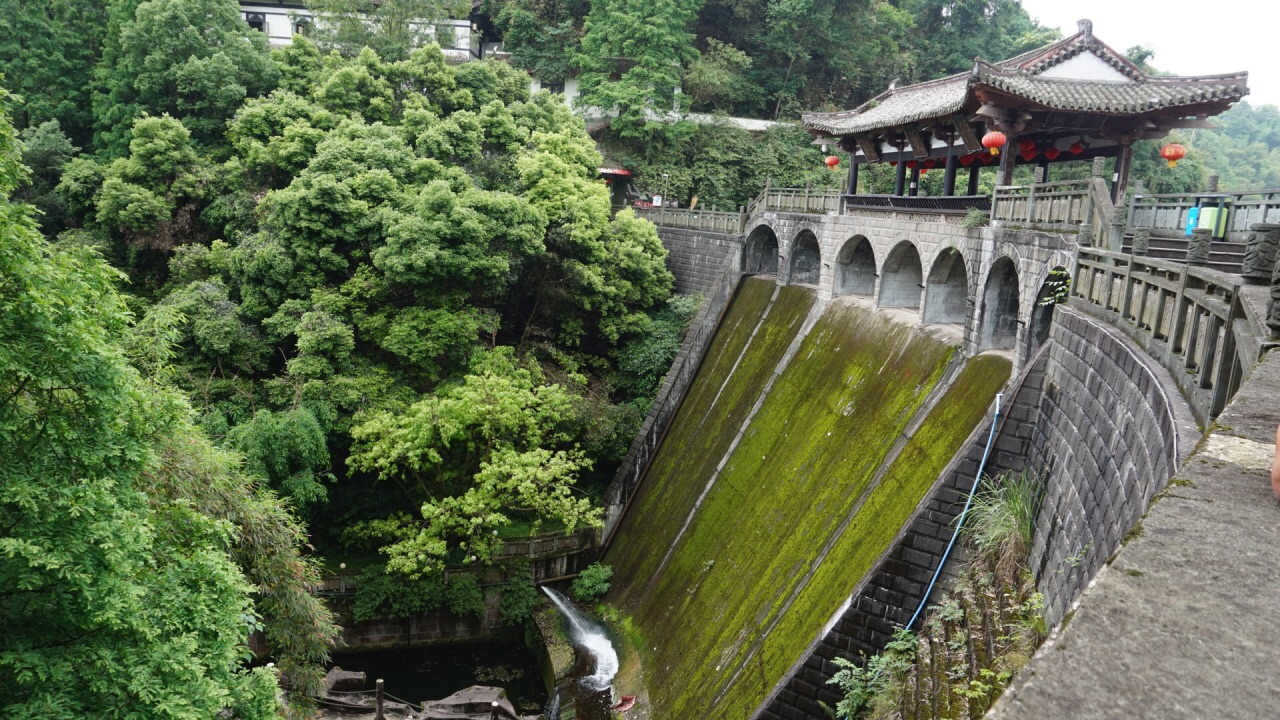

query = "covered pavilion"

[802,19,1248,211]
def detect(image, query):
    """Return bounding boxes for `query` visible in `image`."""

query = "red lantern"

[906,160,917,169]
[981,153,995,165]
[1017,138,1036,153]
[921,168,930,174]
[1020,148,1037,162]
[1044,146,1061,161]
[889,161,897,167]
[1069,141,1086,156]
[959,154,975,167]
[1160,143,1187,168]
[824,155,841,169]
[924,158,937,168]
[982,131,1006,156]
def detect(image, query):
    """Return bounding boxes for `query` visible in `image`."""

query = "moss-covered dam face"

[605,276,1011,719]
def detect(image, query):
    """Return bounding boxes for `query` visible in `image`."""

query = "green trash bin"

[1195,198,1231,239]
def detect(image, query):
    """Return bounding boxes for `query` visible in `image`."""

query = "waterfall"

[542,587,618,691]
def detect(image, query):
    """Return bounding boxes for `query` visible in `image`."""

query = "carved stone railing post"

[1132,227,1151,256]
[1187,227,1212,266]
[1206,174,1220,193]
[1078,223,1094,248]
[1109,192,1128,251]
[1242,222,1280,284]
[1269,256,1280,337]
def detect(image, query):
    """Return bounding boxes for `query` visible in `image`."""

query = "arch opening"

[980,256,1020,350]
[789,230,821,285]
[835,236,876,296]
[744,226,779,274]
[1029,266,1070,353]
[878,241,923,309]
[922,248,968,324]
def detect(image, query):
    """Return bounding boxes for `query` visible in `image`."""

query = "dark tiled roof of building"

[802,73,969,135]
[972,63,1248,114]
[802,21,1248,136]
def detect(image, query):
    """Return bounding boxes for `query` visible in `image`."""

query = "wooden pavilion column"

[943,153,959,196]
[847,161,859,195]
[967,163,981,195]
[1112,142,1133,203]
[894,160,907,196]
[999,137,1016,186]
[909,165,921,196]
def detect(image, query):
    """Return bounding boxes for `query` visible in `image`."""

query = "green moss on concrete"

[608,298,1010,720]
[607,278,814,605]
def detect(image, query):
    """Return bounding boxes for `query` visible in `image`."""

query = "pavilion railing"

[747,181,843,215]
[1071,247,1258,425]
[844,194,990,214]
[633,206,745,234]
[1126,188,1280,241]
[992,179,1092,231]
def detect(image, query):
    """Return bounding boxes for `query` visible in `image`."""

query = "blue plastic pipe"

[904,391,1003,633]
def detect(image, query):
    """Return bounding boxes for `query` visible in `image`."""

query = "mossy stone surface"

[606,294,1011,719]
[607,278,814,604]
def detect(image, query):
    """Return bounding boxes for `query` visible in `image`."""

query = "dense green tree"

[0,87,279,719]
[348,347,602,576]
[488,0,586,83]
[304,0,472,61]
[93,0,279,154]
[900,0,1058,83]
[576,0,700,134]
[0,0,108,144]
[15,120,79,234]
[682,39,759,114]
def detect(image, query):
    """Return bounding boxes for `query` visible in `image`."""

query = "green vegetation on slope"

[609,277,814,603]
[609,298,1011,719]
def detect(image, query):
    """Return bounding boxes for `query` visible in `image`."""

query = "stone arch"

[743,224,779,274]
[835,235,876,296]
[1028,265,1070,353]
[789,229,821,286]
[922,247,968,324]
[980,256,1020,350]
[878,241,924,309]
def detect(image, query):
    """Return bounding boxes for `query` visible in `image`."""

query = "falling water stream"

[542,587,618,719]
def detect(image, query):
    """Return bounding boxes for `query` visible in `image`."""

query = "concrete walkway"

[989,351,1280,719]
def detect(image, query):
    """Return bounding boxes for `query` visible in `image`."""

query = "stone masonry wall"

[659,227,742,295]
[1019,305,1197,626]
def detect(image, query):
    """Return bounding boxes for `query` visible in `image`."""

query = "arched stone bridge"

[734,210,1076,370]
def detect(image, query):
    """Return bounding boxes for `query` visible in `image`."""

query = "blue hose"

[904,391,1003,633]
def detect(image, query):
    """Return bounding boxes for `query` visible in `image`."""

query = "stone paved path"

[988,352,1280,719]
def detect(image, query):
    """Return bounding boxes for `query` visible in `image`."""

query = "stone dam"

[596,185,1280,718]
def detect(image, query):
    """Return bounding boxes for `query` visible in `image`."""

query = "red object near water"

[614,695,637,712]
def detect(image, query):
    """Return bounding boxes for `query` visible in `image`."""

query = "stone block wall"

[1018,305,1196,626]
[659,227,742,295]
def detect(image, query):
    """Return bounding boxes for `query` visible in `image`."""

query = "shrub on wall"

[571,562,614,602]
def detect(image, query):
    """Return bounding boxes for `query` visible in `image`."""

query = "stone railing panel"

[1071,247,1261,425]
[1128,188,1280,242]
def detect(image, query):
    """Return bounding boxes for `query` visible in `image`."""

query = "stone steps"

[1120,235,1244,275]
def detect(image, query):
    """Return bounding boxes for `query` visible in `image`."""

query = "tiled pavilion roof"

[802,21,1248,137]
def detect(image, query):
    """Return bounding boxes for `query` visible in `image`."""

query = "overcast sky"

[1018,0,1277,109]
